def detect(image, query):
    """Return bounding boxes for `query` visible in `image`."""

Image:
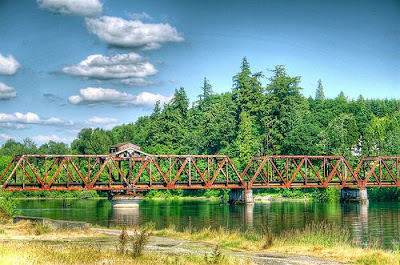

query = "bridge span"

[1,152,399,195]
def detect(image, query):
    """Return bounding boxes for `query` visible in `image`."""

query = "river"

[16,199,400,249]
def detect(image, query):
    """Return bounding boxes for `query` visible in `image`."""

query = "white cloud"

[133,91,172,106]
[86,116,118,129]
[85,16,184,49]
[0,82,17,99]
[31,134,72,144]
[0,133,13,141]
[0,54,21,75]
[62,53,157,79]
[120,77,155,87]
[68,87,173,107]
[128,12,152,20]
[0,112,73,129]
[37,0,102,17]
[87,116,118,124]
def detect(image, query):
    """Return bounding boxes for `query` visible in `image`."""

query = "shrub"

[0,191,18,222]
[262,226,274,249]
[205,245,224,264]
[118,226,129,254]
[311,188,340,202]
[131,227,151,258]
[34,222,54,235]
[78,190,99,199]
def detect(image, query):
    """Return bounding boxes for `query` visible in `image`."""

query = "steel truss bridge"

[0,154,399,192]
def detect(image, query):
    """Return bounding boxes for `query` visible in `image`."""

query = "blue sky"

[0,0,399,145]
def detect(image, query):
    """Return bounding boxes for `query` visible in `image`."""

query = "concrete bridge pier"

[340,188,369,203]
[228,189,254,204]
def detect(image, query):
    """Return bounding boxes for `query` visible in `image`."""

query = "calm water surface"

[16,199,400,248]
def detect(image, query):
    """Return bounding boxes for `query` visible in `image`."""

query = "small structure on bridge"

[109,142,149,158]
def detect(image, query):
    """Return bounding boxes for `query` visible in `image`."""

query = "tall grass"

[155,225,263,250]
[153,222,400,264]
[0,242,253,265]
[155,222,351,250]
[276,222,351,247]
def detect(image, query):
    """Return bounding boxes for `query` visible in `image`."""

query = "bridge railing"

[0,154,399,191]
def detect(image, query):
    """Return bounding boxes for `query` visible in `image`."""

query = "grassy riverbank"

[0,221,252,265]
[0,220,399,264]
[154,222,400,264]
[0,243,251,265]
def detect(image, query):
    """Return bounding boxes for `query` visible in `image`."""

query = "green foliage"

[235,111,259,166]
[204,245,224,264]
[326,113,359,156]
[78,190,99,199]
[368,188,399,201]
[264,65,309,153]
[37,141,70,154]
[71,128,112,155]
[0,191,18,221]
[232,57,264,117]
[363,115,400,156]
[311,188,341,202]
[279,188,309,198]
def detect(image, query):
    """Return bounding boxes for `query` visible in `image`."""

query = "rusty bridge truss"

[0,154,399,192]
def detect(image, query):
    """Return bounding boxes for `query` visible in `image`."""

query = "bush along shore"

[4,187,399,203]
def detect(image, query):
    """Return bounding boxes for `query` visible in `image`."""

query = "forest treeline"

[1,57,399,200]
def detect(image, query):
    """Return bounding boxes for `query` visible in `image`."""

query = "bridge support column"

[359,188,368,204]
[228,189,254,204]
[340,188,368,203]
[108,194,142,208]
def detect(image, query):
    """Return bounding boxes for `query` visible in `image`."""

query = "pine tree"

[199,77,213,100]
[315,79,325,100]
[151,100,161,117]
[263,65,309,152]
[235,111,258,166]
[232,57,264,117]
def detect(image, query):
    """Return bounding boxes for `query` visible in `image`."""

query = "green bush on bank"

[368,187,399,201]
[144,189,227,200]
[0,191,18,221]
[9,190,100,199]
[311,188,341,202]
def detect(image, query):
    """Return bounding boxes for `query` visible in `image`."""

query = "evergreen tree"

[264,65,309,152]
[315,79,325,100]
[232,57,264,117]
[198,77,213,101]
[235,111,258,166]
[151,100,161,117]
